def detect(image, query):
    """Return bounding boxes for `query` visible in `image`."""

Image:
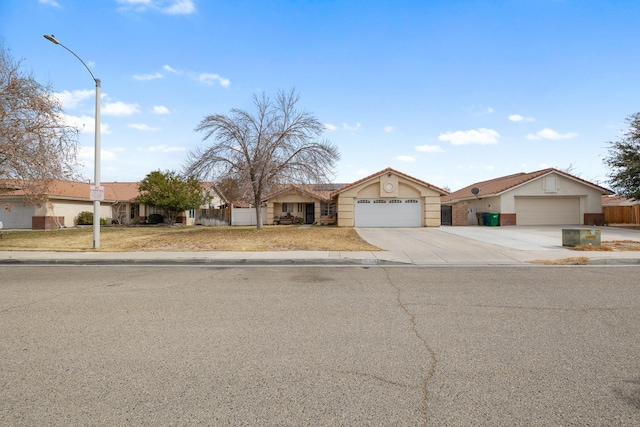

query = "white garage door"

[515,197,580,225]
[0,204,34,229]
[355,199,421,227]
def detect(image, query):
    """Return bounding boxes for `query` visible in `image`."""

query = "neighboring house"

[265,183,344,225]
[601,195,640,225]
[264,168,449,227]
[0,180,226,229]
[441,168,613,226]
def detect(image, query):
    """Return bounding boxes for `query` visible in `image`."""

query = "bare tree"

[0,43,80,205]
[185,89,340,229]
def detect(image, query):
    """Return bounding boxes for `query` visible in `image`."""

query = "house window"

[189,209,196,219]
[321,202,335,216]
[282,203,293,213]
[298,203,303,213]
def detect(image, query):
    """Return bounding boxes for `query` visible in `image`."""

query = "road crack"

[382,267,437,427]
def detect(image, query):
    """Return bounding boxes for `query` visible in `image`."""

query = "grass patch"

[529,257,590,265]
[0,225,381,252]
[571,240,640,251]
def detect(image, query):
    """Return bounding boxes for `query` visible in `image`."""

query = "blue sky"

[2,0,639,191]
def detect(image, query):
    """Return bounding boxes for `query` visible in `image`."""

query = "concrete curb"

[0,257,409,266]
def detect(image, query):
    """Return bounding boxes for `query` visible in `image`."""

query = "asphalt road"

[1,265,639,426]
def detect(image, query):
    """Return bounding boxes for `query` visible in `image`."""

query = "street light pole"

[44,35,101,249]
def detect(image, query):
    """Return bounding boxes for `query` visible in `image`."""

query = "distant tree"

[0,42,80,204]
[216,175,248,205]
[136,170,208,224]
[604,113,640,200]
[185,88,340,230]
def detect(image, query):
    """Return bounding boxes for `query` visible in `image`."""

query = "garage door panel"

[0,205,34,229]
[515,197,580,225]
[355,199,421,227]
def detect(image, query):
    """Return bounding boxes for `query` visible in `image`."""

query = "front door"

[305,203,315,224]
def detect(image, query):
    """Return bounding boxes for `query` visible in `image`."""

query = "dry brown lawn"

[0,225,381,252]
[529,257,590,265]
[571,240,640,251]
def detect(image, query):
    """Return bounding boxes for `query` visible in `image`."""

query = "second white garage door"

[0,204,34,229]
[515,197,580,225]
[354,199,421,227]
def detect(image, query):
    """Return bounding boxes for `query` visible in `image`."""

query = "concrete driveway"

[356,225,640,265]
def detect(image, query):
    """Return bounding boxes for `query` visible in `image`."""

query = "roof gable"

[442,168,613,203]
[332,167,449,196]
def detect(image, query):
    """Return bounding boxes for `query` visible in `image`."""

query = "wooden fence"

[603,205,640,224]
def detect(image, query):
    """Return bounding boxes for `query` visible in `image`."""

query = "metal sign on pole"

[90,185,105,201]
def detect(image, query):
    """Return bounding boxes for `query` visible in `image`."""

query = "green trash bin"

[487,212,500,226]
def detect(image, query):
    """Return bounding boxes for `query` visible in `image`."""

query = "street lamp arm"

[43,35,99,84]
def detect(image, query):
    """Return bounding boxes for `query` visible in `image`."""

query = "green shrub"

[147,213,165,224]
[77,211,93,225]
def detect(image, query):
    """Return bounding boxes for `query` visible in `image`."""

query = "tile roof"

[264,183,346,202]
[601,195,640,206]
[441,168,613,203]
[0,179,140,202]
[331,167,449,196]
[1,180,222,203]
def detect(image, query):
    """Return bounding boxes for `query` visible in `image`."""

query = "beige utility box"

[562,228,601,247]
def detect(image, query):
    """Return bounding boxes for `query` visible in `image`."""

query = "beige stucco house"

[0,180,226,229]
[441,168,613,226]
[264,168,449,227]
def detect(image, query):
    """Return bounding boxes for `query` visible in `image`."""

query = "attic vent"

[544,176,558,193]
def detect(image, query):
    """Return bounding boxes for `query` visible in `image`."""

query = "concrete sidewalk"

[1,226,639,266]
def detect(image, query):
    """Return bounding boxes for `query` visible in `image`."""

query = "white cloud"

[147,145,185,153]
[102,101,140,116]
[396,155,416,162]
[54,89,94,109]
[324,123,337,131]
[129,123,160,131]
[152,105,171,114]
[61,114,110,135]
[356,169,370,176]
[198,73,230,87]
[384,126,395,133]
[526,128,578,140]
[79,146,117,161]
[343,123,361,131]
[163,0,195,14]
[163,64,180,74]
[509,114,535,122]
[133,72,163,81]
[438,128,499,145]
[485,165,494,171]
[39,0,60,7]
[116,0,196,14]
[415,144,444,153]
[487,107,494,114]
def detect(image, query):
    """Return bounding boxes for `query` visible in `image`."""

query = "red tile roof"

[441,168,613,203]
[264,183,345,202]
[0,180,140,202]
[601,195,639,206]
